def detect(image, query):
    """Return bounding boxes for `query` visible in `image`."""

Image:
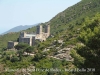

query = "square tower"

[19,32,26,37]
[45,24,50,37]
[36,25,42,34]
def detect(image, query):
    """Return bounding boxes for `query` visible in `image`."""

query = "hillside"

[0,0,100,75]
[49,0,100,34]
[0,0,100,50]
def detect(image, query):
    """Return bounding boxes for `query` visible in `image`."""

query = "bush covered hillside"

[0,0,100,75]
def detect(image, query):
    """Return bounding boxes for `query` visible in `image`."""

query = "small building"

[8,41,18,49]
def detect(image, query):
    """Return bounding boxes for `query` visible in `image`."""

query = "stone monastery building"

[8,24,50,49]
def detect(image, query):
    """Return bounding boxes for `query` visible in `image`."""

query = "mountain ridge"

[1,23,40,35]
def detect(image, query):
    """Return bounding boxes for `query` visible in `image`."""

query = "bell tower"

[36,25,42,34]
[45,24,50,37]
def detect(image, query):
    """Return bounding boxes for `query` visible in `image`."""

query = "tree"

[17,50,24,61]
[72,13,100,75]
[33,53,43,61]
[15,43,29,50]
[25,46,34,55]
[10,56,19,62]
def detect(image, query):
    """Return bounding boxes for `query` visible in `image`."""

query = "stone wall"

[8,41,18,49]
[8,24,50,49]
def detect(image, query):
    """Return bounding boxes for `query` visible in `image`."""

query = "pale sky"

[0,0,81,34]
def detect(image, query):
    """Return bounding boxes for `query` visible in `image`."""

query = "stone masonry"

[8,24,50,49]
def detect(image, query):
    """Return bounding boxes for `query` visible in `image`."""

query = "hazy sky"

[0,0,81,34]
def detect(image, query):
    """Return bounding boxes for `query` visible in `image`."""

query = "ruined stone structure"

[8,41,18,49]
[8,24,50,48]
[19,32,36,46]
[35,25,50,41]
[19,24,50,46]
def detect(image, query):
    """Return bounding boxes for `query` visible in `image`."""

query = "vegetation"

[0,0,100,75]
[71,13,100,75]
